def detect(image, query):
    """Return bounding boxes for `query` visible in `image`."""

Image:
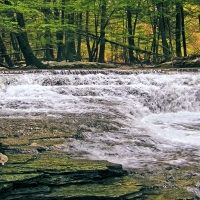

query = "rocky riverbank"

[0,116,200,199]
[42,54,200,70]
[155,55,200,69]
[1,55,200,71]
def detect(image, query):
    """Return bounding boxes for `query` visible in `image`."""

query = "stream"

[1,69,200,169]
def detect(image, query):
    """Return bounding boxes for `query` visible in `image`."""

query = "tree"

[65,13,76,62]
[176,2,182,57]
[41,0,55,61]
[197,14,200,30]
[0,36,14,68]
[98,0,107,62]
[76,12,82,61]
[126,1,140,63]
[2,0,46,68]
[127,6,135,62]
[157,1,171,61]
[0,0,199,66]
[180,5,187,56]
[15,12,45,68]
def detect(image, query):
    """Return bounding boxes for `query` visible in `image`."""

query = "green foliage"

[0,0,199,64]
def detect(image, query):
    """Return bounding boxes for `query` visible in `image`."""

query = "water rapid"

[1,69,200,168]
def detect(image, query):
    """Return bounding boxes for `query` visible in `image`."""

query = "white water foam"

[1,70,200,168]
[143,112,200,145]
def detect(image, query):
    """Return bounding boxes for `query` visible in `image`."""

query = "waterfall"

[1,69,200,168]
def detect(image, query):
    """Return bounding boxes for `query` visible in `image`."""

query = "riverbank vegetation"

[0,0,200,68]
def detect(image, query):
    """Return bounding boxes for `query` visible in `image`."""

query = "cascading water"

[1,69,200,169]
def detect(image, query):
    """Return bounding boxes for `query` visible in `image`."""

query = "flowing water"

[1,69,200,169]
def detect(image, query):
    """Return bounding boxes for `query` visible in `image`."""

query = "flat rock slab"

[0,153,143,200]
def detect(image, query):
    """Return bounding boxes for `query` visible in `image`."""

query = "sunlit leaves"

[0,0,199,62]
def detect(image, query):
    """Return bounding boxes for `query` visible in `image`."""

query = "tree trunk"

[159,17,170,61]
[121,14,128,63]
[45,29,54,61]
[98,0,107,63]
[76,12,82,61]
[55,8,64,61]
[93,14,99,62]
[157,3,170,61]
[15,13,45,68]
[16,32,44,68]
[85,11,98,62]
[175,3,181,57]
[126,7,135,63]
[65,14,76,62]
[0,36,14,68]
[56,30,64,62]
[10,33,21,61]
[86,11,93,61]
[90,13,99,62]
[198,14,200,30]
[151,14,158,63]
[181,6,187,56]
[42,0,54,61]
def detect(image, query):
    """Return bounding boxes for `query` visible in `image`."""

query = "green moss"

[6,154,34,164]
[1,138,30,146]
[2,152,117,173]
[25,154,112,172]
[134,165,199,199]
[0,118,75,139]
[0,166,38,174]
[31,132,74,139]
[47,62,117,69]
[0,173,42,183]
[147,188,195,200]
[30,138,66,147]
[47,176,142,198]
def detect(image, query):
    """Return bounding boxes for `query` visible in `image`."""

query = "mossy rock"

[2,153,119,172]
[0,152,139,200]
[145,188,196,200]
[41,176,143,199]
[46,61,117,69]
[0,173,43,183]
[30,138,66,147]
[1,138,30,146]
[24,153,121,172]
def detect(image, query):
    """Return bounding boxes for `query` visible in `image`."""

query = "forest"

[0,0,200,69]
